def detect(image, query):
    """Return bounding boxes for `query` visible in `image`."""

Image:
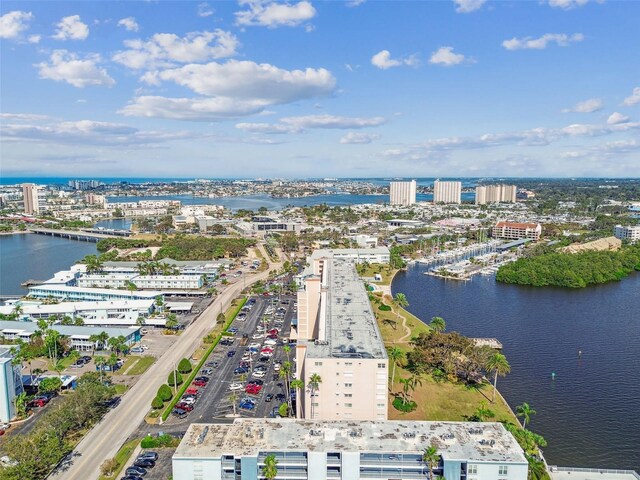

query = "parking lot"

[162,293,297,426]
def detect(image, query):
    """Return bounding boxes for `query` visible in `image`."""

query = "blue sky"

[1,0,639,178]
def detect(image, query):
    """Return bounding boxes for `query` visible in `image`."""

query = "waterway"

[392,264,640,471]
[106,192,475,211]
[0,234,97,296]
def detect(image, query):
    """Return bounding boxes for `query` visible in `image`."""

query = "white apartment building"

[0,347,23,423]
[295,255,388,421]
[613,225,640,243]
[77,274,203,290]
[309,247,390,265]
[28,284,161,302]
[22,183,41,215]
[433,180,462,204]
[475,185,516,205]
[390,180,417,206]
[172,419,529,480]
[492,221,542,241]
[0,299,156,327]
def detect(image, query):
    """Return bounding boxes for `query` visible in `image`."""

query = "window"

[345,403,353,408]
[344,372,353,377]
[468,465,477,475]
[377,403,385,408]
[345,362,353,367]
[378,363,386,368]
[315,361,323,366]
[344,383,352,388]
[499,466,508,476]
[344,393,353,398]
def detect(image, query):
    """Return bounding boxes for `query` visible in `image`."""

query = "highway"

[50,249,281,480]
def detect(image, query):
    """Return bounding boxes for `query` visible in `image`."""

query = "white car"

[140,344,149,350]
[252,370,266,378]
[273,364,281,372]
[264,339,277,346]
[181,397,196,405]
[228,383,244,391]
[252,333,264,339]
[248,343,260,349]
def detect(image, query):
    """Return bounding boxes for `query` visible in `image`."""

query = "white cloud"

[502,33,584,50]
[235,123,298,134]
[340,132,380,144]
[371,50,419,70]
[547,0,598,9]
[0,10,34,40]
[235,0,316,28]
[117,17,139,32]
[607,112,630,125]
[112,30,239,70]
[198,3,215,17]
[1,118,191,146]
[562,98,603,113]
[346,0,366,7]
[623,87,640,106]
[281,114,385,129]
[120,60,336,120]
[453,0,487,13]
[0,113,51,121]
[36,50,115,88]
[429,46,468,66]
[28,34,41,44]
[53,15,89,41]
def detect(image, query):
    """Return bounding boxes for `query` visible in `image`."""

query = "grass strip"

[127,356,156,375]
[97,438,140,480]
[161,297,247,421]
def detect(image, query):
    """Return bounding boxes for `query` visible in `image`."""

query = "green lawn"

[113,384,128,395]
[126,356,155,375]
[117,355,142,374]
[372,293,430,352]
[358,263,396,285]
[98,438,139,480]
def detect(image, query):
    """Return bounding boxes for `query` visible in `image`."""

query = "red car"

[192,380,207,387]
[268,329,279,335]
[245,384,262,395]
[27,397,49,408]
[261,347,274,354]
[186,387,199,395]
[175,402,194,412]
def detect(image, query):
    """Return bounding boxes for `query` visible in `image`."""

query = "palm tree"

[392,292,409,323]
[165,313,178,330]
[50,358,65,379]
[229,390,238,416]
[95,356,107,381]
[516,402,536,429]
[422,445,441,480]
[124,280,138,298]
[474,401,495,422]
[262,453,278,480]
[96,331,109,352]
[407,375,422,403]
[387,346,404,388]
[398,377,412,406]
[84,255,103,274]
[308,373,322,418]
[429,316,446,334]
[68,349,80,365]
[290,379,305,417]
[486,353,511,403]
[10,303,23,320]
[279,361,293,412]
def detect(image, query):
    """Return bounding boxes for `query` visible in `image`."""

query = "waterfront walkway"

[551,467,640,480]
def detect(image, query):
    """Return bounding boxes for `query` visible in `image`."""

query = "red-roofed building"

[492,221,542,241]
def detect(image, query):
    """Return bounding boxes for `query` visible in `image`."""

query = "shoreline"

[0,230,31,236]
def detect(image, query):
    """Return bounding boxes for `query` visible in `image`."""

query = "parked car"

[175,402,194,412]
[133,458,155,468]
[227,350,236,357]
[130,347,144,354]
[264,339,277,346]
[265,393,274,402]
[180,396,196,405]
[121,476,143,480]
[27,397,49,408]
[185,387,199,396]
[205,361,219,368]
[234,367,249,375]
[172,408,187,419]
[252,370,266,378]
[245,384,262,394]
[138,452,158,461]
[247,379,264,386]
[275,393,286,402]
[201,368,213,375]
[228,383,244,391]
[125,466,147,476]
[239,399,255,410]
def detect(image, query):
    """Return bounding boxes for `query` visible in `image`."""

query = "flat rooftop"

[304,259,386,360]
[174,419,528,464]
[551,468,639,480]
[0,320,139,338]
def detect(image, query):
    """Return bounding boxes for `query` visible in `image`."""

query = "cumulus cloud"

[1,118,191,146]
[235,114,385,134]
[502,33,584,50]
[117,17,139,32]
[548,0,598,9]
[28,34,41,43]
[36,50,115,88]
[429,46,469,66]
[0,113,51,121]
[371,50,419,70]
[235,0,316,28]
[623,87,640,106]
[112,30,239,70]
[340,132,380,144]
[562,98,603,113]
[0,10,34,40]
[198,3,215,17]
[453,0,487,13]
[53,15,89,41]
[607,112,630,125]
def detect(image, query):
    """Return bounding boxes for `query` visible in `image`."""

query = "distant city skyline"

[1,1,639,178]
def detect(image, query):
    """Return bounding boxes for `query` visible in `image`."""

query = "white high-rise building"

[475,185,517,205]
[433,180,462,204]
[614,225,640,243]
[389,180,417,206]
[22,183,41,215]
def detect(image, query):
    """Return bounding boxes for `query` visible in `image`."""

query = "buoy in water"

[551,372,556,380]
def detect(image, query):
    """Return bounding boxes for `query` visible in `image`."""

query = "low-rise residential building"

[309,247,390,265]
[172,419,529,480]
[492,221,542,241]
[0,347,23,423]
[0,321,141,351]
[0,299,156,327]
[613,225,640,243]
[28,284,161,302]
[78,274,203,290]
[295,255,388,421]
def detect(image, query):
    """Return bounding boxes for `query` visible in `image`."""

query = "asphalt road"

[50,254,281,480]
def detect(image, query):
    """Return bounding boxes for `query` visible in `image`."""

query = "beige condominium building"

[294,253,388,421]
[475,185,517,205]
[433,180,462,204]
[389,180,417,206]
[22,183,41,215]
[492,221,542,241]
